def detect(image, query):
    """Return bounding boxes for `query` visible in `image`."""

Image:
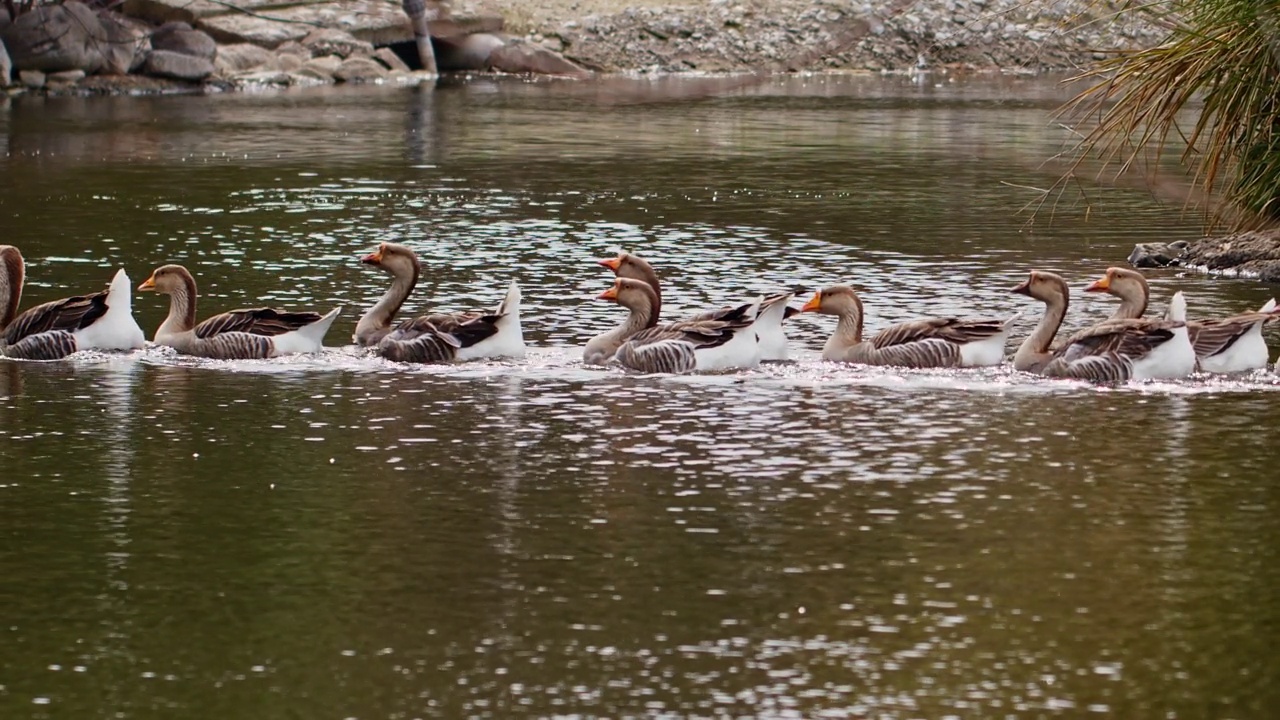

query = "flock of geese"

[2,242,1278,382]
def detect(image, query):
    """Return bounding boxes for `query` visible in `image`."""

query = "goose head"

[1011,270,1070,306]
[598,251,661,296]
[361,242,421,280]
[1085,267,1148,318]
[800,285,863,318]
[138,264,196,296]
[597,277,660,317]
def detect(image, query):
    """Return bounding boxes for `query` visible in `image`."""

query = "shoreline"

[1,0,1168,97]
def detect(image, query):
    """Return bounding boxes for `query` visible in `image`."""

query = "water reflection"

[1,75,1279,718]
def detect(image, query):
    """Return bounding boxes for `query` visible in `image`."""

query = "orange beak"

[1084,274,1111,293]
[597,285,619,301]
[361,245,384,265]
[597,256,622,272]
[800,291,822,313]
[138,275,156,291]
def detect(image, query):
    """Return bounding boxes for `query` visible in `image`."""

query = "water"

[1,75,1278,719]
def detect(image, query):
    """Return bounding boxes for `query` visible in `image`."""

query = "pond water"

[1,74,1278,719]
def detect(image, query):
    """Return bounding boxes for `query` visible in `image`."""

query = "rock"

[286,70,331,87]
[275,52,303,72]
[47,69,86,85]
[2,2,105,73]
[303,55,342,76]
[1129,231,1280,282]
[436,32,505,71]
[333,56,386,82]
[0,6,9,31]
[373,47,410,73]
[143,49,214,80]
[232,69,290,87]
[489,44,590,77]
[152,21,216,60]
[292,66,335,84]
[275,41,311,60]
[19,69,45,89]
[214,43,274,74]
[302,28,373,59]
[1128,240,1189,268]
[97,11,150,75]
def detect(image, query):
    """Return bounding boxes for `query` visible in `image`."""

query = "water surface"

[1,74,1278,719]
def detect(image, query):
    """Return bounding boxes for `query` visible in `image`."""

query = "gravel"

[485,0,1169,73]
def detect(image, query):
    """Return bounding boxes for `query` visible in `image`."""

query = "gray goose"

[598,278,762,373]
[139,264,340,359]
[1088,266,1277,373]
[1011,269,1196,382]
[597,251,795,360]
[0,245,145,360]
[800,285,1016,368]
[355,242,524,363]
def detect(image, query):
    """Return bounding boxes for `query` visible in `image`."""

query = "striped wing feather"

[869,317,1006,350]
[378,312,502,363]
[194,308,325,339]
[1186,313,1272,359]
[4,291,109,345]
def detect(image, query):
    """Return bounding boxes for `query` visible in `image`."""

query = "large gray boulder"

[151,21,216,60]
[143,49,213,80]
[301,29,373,59]
[0,6,11,31]
[97,11,150,75]
[2,2,105,73]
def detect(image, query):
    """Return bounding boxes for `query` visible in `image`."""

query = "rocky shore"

[0,0,1169,95]
[1130,231,1280,284]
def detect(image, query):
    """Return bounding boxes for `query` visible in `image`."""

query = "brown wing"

[870,317,1006,350]
[389,312,500,349]
[1186,314,1273,358]
[194,308,324,339]
[1053,319,1178,362]
[4,290,109,345]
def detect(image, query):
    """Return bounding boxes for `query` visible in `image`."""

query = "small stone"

[232,70,290,86]
[291,66,335,84]
[47,69,85,84]
[333,56,386,82]
[143,49,213,80]
[301,28,373,60]
[303,55,342,75]
[275,52,303,72]
[275,41,312,60]
[19,69,45,88]
[214,43,273,74]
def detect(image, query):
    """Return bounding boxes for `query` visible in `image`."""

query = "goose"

[1010,270,1072,373]
[597,251,795,360]
[0,245,145,360]
[599,277,762,373]
[138,264,341,359]
[355,242,524,363]
[584,278,659,365]
[1008,267,1198,379]
[1087,266,1277,373]
[799,285,1017,368]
